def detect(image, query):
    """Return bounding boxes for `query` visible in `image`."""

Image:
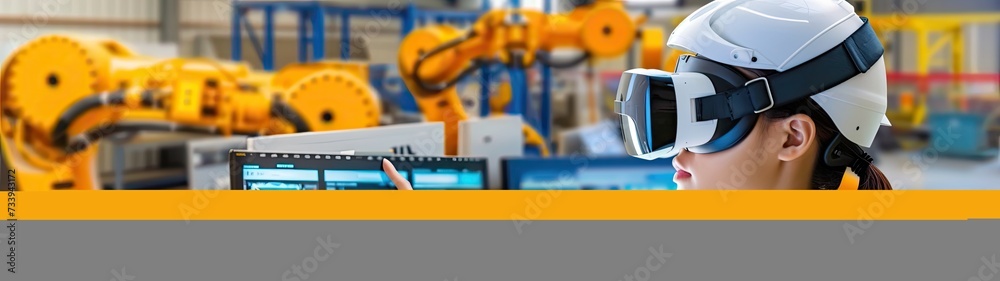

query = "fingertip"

[381,158,412,190]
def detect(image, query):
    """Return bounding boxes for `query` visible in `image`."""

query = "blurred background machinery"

[1,0,997,190]
[1,34,381,189]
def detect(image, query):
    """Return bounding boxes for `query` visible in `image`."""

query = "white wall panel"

[0,1,16,16]
[0,0,160,48]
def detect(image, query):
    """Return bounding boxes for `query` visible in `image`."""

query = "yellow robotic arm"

[398,0,663,155]
[1,35,380,190]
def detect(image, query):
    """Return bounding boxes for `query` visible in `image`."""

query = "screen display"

[230,150,488,190]
[242,168,319,190]
[502,156,676,190]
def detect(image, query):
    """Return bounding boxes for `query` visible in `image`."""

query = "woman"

[386,0,893,190]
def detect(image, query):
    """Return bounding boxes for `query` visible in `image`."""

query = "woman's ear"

[774,114,817,162]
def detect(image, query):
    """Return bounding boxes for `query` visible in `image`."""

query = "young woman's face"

[671,116,810,190]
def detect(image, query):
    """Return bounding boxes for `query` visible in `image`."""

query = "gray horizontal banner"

[8,220,1000,281]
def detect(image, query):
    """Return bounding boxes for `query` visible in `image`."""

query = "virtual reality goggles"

[615,18,884,160]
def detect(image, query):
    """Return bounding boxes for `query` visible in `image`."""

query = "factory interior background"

[1,0,998,190]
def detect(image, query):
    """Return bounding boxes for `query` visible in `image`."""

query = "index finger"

[382,158,413,190]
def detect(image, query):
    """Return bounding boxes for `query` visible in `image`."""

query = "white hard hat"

[667,0,890,148]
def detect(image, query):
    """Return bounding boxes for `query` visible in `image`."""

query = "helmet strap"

[693,17,884,123]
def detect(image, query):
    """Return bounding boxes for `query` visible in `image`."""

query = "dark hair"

[761,99,892,190]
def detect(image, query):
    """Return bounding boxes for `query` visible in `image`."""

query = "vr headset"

[615,18,884,160]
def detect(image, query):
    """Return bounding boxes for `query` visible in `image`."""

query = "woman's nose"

[674,148,692,165]
[675,148,691,159]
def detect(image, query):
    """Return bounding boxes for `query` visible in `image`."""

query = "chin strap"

[822,133,874,178]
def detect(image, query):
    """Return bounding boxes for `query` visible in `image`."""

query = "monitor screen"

[502,156,676,190]
[230,150,488,190]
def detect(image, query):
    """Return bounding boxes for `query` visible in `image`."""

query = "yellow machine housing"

[271,61,381,131]
[1,35,380,190]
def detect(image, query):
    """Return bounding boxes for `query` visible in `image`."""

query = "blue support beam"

[401,3,417,37]
[340,12,350,60]
[507,67,527,116]
[311,7,325,61]
[297,10,308,63]
[263,6,275,70]
[242,15,265,66]
[398,2,418,113]
[231,7,242,62]
[479,67,491,117]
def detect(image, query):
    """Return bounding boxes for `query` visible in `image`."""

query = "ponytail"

[858,164,892,190]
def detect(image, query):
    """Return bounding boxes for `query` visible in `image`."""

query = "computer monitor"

[246,122,445,156]
[501,156,676,190]
[230,150,488,190]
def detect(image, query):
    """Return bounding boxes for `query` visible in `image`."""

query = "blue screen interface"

[503,157,676,190]
[231,151,488,190]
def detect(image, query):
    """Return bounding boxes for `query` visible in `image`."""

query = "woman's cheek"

[686,155,723,189]
[691,149,754,190]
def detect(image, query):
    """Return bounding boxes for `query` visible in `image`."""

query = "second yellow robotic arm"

[398,0,663,155]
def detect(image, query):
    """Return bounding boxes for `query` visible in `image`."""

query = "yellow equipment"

[1,34,380,190]
[270,61,382,130]
[398,0,663,155]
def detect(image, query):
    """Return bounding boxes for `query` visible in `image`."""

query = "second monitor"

[502,156,676,190]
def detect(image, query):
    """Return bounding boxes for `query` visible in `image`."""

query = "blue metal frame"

[232,0,482,69]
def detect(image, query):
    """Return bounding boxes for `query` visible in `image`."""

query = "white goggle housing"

[615,69,721,160]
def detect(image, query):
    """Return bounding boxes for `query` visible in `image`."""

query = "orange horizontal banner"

[15,190,1000,220]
